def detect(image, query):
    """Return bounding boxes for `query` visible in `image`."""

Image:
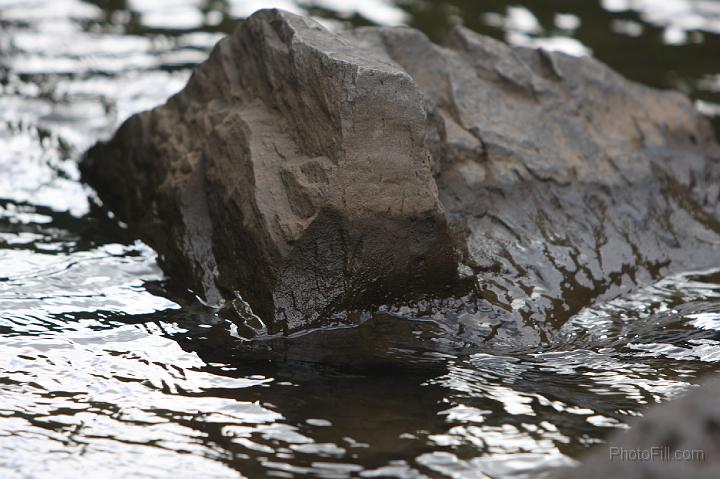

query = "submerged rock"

[82,9,720,335]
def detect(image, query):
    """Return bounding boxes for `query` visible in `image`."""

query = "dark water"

[2,1,720,478]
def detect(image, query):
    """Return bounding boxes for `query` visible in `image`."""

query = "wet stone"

[82,9,720,338]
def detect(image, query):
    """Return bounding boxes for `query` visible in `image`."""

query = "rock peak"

[83,9,457,332]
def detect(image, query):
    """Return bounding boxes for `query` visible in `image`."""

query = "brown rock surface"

[82,9,720,336]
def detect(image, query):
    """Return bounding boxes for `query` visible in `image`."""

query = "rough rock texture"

[82,9,720,336]
[557,376,720,479]
[83,10,458,331]
[352,24,720,342]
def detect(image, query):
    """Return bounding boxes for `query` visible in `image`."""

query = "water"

[2,0,720,477]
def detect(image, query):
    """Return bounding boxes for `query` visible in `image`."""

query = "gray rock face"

[355,24,720,339]
[557,377,720,479]
[82,9,720,336]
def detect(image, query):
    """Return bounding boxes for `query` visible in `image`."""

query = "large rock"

[82,10,458,331]
[82,9,720,336]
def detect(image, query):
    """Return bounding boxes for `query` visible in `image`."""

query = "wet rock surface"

[82,9,720,336]
[359,23,720,340]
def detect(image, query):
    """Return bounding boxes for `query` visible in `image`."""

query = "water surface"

[2,1,720,477]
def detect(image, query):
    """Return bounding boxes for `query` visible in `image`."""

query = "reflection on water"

[1,0,720,477]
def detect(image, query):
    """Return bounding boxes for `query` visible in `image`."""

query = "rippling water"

[2,0,720,477]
